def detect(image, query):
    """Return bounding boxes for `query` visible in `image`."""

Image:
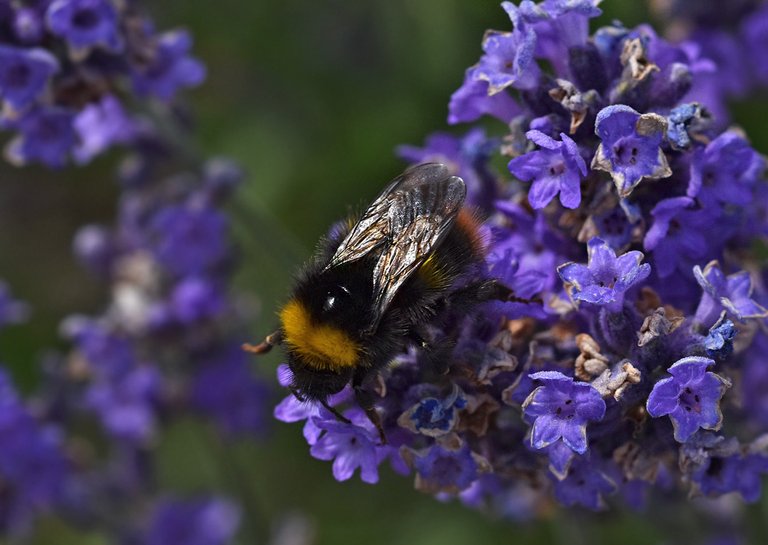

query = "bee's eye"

[323,284,350,312]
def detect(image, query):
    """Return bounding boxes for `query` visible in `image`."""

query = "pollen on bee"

[279,299,359,369]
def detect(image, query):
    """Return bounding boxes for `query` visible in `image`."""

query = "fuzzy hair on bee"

[245,163,517,442]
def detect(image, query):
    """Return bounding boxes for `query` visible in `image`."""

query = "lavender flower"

[131,30,206,101]
[309,412,384,484]
[523,371,605,454]
[411,444,487,494]
[693,261,768,325]
[551,457,616,510]
[591,105,671,197]
[6,106,75,167]
[46,0,122,54]
[558,237,650,312]
[692,452,768,503]
[0,45,58,112]
[144,497,240,545]
[647,357,730,442]
[72,94,137,164]
[508,130,587,209]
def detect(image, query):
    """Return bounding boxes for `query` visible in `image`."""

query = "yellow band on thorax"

[279,299,359,370]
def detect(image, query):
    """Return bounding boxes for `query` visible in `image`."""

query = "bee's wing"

[327,163,460,268]
[370,166,466,322]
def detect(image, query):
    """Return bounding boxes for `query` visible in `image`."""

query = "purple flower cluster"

[0,0,204,167]
[0,2,267,541]
[45,154,270,538]
[278,0,768,515]
[650,0,768,123]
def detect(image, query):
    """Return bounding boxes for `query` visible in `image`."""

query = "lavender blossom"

[558,237,650,312]
[143,497,240,545]
[523,371,605,454]
[591,105,671,197]
[646,357,730,442]
[0,45,58,112]
[508,130,587,209]
[46,0,123,54]
[309,411,384,484]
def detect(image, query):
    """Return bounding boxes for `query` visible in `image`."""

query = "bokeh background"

[1,1,767,544]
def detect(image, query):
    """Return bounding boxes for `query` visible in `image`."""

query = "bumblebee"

[245,163,514,441]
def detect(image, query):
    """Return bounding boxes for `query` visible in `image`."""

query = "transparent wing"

[370,166,466,322]
[326,163,461,269]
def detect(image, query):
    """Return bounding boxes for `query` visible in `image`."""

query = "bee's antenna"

[242,330,283,355]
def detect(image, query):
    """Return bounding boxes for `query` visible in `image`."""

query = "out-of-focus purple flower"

[743,4,768,84]
[73,224,115,277]
[0,369,69,534]
[558,237,650,312]
[647,356,729,442]
[0,46,58,112]
[447,70,521,124]
[523,371,605,454]
[132,30,206,101]
[13,8,46,45]
[46,0,123,54]
[591,105,672,197]
[85,365,161,443]
[413,444,483,492]
[148,204,229,277]
[144,497,240,545]
[552,457,616,510]
[169,277,226,324]
[545,440,577,479]
[501,0,602,78]
[687,132,764,206]
[5,106,75,168]
[692,452,768,503]
[643,196,712,278]
[508,130,587,209]
[67,320,135,375]
[191,346,269,437]
[73,95,137,164]
[474,30,540,94]
[309,411,383,484]
[693,261,768,326]
[0,281,29,329]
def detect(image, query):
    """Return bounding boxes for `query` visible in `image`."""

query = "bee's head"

[278,296,360,400]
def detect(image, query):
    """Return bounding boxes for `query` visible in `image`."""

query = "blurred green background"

[1,1,768,544]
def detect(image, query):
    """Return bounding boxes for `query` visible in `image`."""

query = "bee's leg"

[451,279,541,307]
[409,324,455,376]
[288,386,306,402]
[242,330,283,355]
[318,398,352,425]
[352,374,387,445]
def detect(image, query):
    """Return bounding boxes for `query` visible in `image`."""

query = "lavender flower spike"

[558,237,650,312]
[647,356,730,443]
[591,105,672,197]
[508,130,587,209]
[523,371,606,454]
